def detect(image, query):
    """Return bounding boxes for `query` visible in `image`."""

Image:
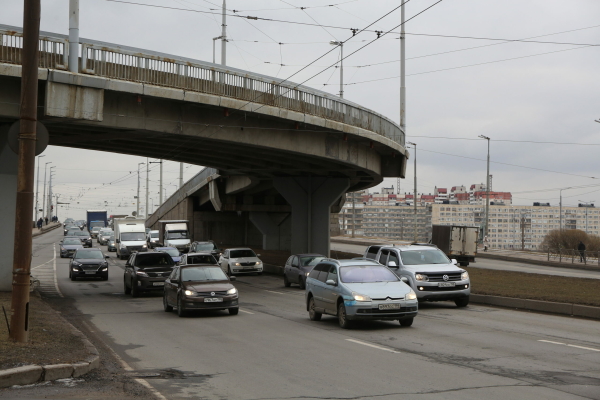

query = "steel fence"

[0,25,404,146]
[548,249,600,266]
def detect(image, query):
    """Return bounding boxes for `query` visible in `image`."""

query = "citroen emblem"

[443,275,449,281]
[211,292,215,296]
[386,297,392,301]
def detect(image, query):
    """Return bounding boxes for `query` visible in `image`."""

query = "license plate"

[379,303,401,310]
[438,282,456,287]
[85,271,96,275]
[152,282,165,286]
[204,298,223,302]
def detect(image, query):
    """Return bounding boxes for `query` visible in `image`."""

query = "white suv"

[219,248,263,276]
[364,244,470,307]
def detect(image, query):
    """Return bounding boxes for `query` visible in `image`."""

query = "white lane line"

[346,339,400,354]
[53,244,64,298]
[31,259,53,270]
[239,309,254,314]
[538,340,600,352]
[264,290,285,295]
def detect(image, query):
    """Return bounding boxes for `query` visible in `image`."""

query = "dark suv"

[69,249,110,281]
[190,241,222,260]
[123,252,175,297]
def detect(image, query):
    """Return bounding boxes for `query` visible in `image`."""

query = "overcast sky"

[2,0,600,219]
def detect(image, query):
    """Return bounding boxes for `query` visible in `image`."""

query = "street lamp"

[136,162,144,218]
[329,41,344,98]
[407,142,417,241]
[41,161,52,220]
[478,135,491,239]
[578,200,595,233]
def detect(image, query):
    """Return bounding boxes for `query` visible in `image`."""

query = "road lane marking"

[264,290,285,294]
[31,259,53,270]
[239,309,254,314]
[53,244,64,298]
[346,339,400,354]
[538,340,600,352]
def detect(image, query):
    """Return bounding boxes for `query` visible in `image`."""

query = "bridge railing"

[0,25,404,146]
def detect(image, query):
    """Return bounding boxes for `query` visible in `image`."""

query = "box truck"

[114,218,148,260]
[158,220,190,253]
[431,225,479,266]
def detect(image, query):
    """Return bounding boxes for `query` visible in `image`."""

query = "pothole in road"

[128,369,215,380]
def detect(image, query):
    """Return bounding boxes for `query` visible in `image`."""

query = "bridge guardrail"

[0,24,404,147]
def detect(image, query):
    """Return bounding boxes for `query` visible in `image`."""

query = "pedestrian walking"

[37,218,43,230]
[578,241,586,263]
[44,217,48,226]
[483,235,489,252]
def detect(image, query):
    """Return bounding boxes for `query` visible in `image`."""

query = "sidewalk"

[32,222,61,238]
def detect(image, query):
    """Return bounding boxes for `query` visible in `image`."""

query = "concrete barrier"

[0,365,43,388]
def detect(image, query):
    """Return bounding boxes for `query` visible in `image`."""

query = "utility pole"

[407,142,417,241]
[578,200,595,233]
[10,0,41,343]
[400,0,406,141]
[179,162,184,189]
[559,187,572,234]
[145,158,149,217]
[221,0,227,65]
[520,214,525,251]
[136,162,143,217]
[351,192,356,238]
[159,159,163,205]
[34,154,45,223]
[68,0,79,73]
[329,41,344,98]
[41,161,51,220]
[479,135,491,239]
[47,166,55,221]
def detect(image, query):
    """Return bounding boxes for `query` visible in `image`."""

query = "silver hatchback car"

[305,259,418,329]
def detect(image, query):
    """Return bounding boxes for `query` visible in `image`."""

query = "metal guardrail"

[548,249,600,266]
[0,24,404,146]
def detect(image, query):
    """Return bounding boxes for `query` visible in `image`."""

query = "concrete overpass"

[0,24,408,290]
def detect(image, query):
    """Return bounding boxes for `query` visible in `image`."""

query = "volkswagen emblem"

[211,292,215,296]
[443,275,449,281]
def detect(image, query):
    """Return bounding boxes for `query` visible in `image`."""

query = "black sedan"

[69,249,110,281]
[60,238,84,258]
[72,230,92,247]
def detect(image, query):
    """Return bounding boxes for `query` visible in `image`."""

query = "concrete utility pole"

[41,161,51,220]
[329,41,344,98]
[479,135,491,238]
[159,159,163,204]
[400,0,406,140]
[559,187,572,233]
[578,200,595,233]
[145,158,149,217]
[179,162,184,189]
[47,166,55,221]
[407,141,417,241]
[136,162,143,217]
[10,0,41,343]
[351,192,356,238]
[221,0,227,66]
[34,154,45,222]
[68,0,79,73]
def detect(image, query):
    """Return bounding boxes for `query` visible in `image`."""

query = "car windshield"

[121,232,145,241]
[400,249,450,265]
[63,239,81,245]
[75,250,104,259]
[136,254,174,267]
[187,255,217,264]
[166,231,188,239]
[162,249,180,257]
[340,266,399,283]
[150,232,159,238]
[74,231,89,237]
[300,256,325,266]
[194,243,216,251]
[101,231,112,236]
[181,267,228,282]
[230,249,256,258]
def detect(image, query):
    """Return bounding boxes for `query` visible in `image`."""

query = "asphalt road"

[20,229,600,400]
[331,242,600,280]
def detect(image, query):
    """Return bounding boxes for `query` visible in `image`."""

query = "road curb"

[32,222,61,238]
[470,294,600,320]
[0,311,100,389]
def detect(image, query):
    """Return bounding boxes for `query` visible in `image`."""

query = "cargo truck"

[87,210,108,237]
[114,218,148,260]
[430,225,479,266]
[158,220,190,253]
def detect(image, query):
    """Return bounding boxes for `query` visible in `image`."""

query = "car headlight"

[60,247,65,251]
[72,268,78,272]
[234,262,241,266]
[255,261,262,265]
[184,289,197,296]
[227,287,237,295]
[406,290,417,300]
[461,271,469,280]
[352,292,371,302]
[72,261,82,267]
[101,267,108,271]
[305,272,310,276]
[415,274,428,281]
[136,271,148,277]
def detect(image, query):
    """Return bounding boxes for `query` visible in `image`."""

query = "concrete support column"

[0,131,19,291]
[249,212,289,250]
[273,177,349,256]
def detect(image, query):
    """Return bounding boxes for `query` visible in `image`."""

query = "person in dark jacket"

[37,218,43,229]
[44,217,49,226]
[578,241,586,262]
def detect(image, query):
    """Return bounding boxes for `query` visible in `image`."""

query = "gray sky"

[2,0,600,219]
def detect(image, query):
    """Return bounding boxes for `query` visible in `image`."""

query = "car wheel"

[454,296,469,308]
[228,266,234,276]
[124,278,131,294]
[101,275,108,281]
[69,270,76,281]
[163,292,173,312]
[177,295,187,317]
[338,302,353,329]
[399,317,414,327]
[283,275,291,287]
[131,280,140,297]
[229,308,239,315]
[308,297,322,321]
[298,277,306,290]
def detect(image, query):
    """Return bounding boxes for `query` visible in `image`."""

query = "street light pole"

[221,0,227,65]
[407,142,417,241]
[479,135,491,239]
[42,161,51,220]
[400,0,406,138]
[136,162,143,217]
[47,166,56,221]
[578,200,595,233]
[179,162,184,189]
[329,41,344,98]
[145,158,149,217]
[559,187,572,233]
[34,154,45,223]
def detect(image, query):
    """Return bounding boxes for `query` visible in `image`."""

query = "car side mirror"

[229,276,236,281]
[325,279,337,286]
[451,259,458,265]
[256,254,261,257]
[387,261,398,268]
[401,277,409,283]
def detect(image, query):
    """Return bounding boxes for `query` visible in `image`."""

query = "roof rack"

[409,242,438,248]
